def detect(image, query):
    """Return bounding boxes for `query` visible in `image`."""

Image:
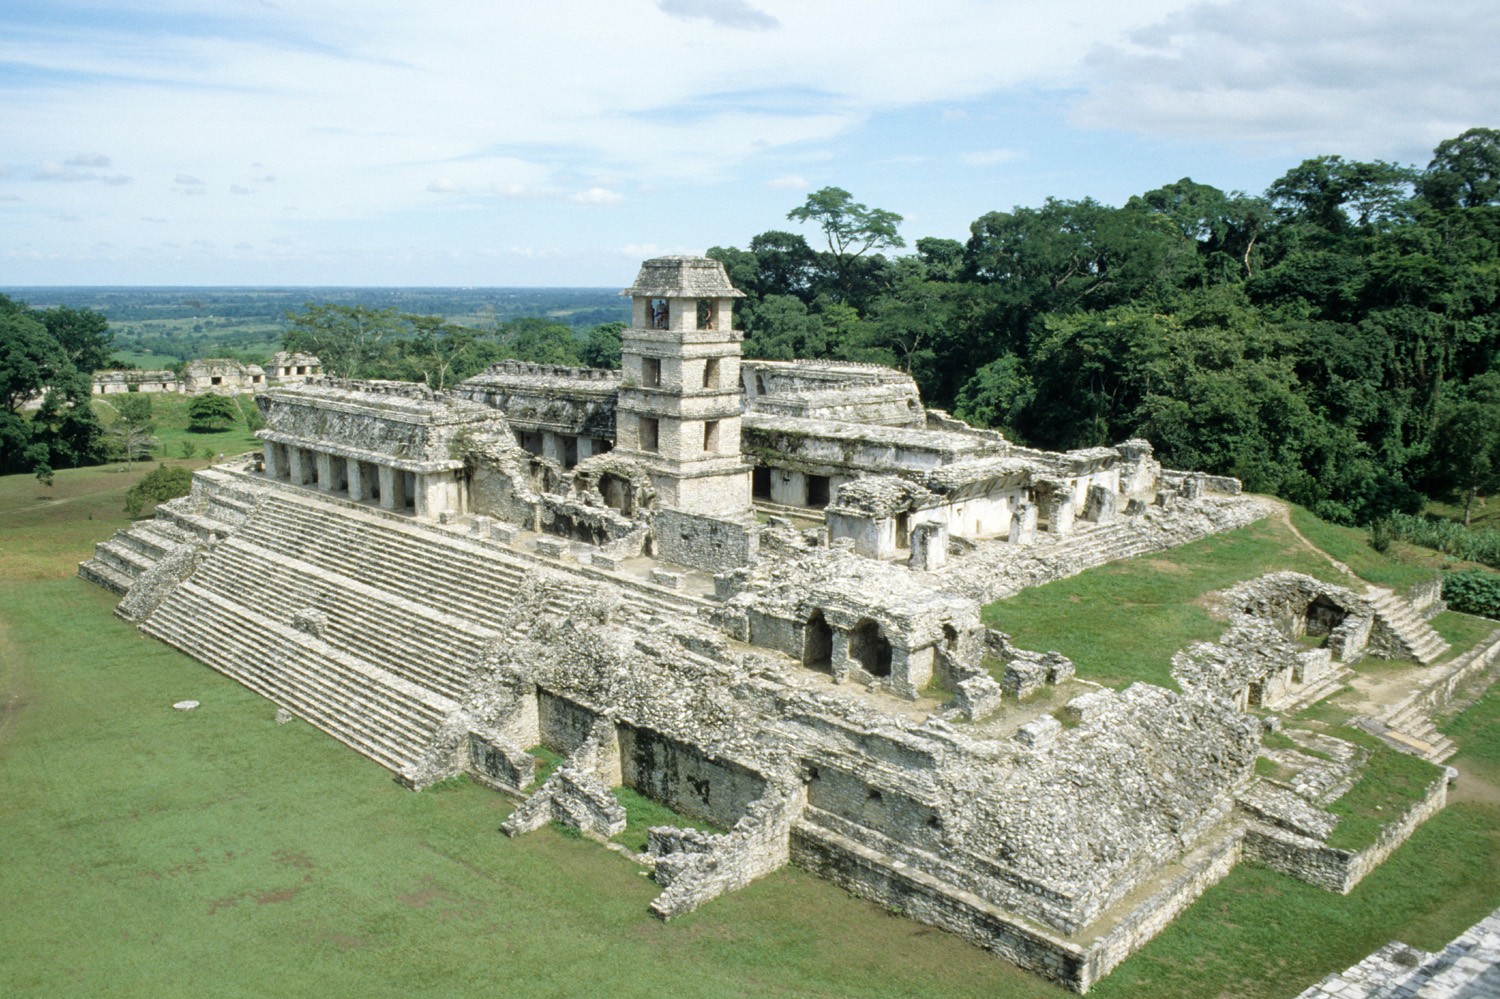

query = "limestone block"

[1016,715,1062,748]
[650,569,683,589]
[471,515,493,535]
[490,523,518,543]
[592,552,624,571]
[953,675,1003,722]
[1008,504,1038,544]
[1044,652,1075,685]
[1002,658,1047,700]
[1084,484,1118,524]
[534,537,568,558]
[290,607,327,637]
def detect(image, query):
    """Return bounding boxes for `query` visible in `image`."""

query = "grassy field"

[3,466,1500,997]
[93,391,263,462]
[983,514,1351,689]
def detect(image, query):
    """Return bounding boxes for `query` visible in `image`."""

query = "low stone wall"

[651,508,758,573]
[1084,831,1244,985]
[1406,576,1445,617]
[1244,778,1447,894]
[790,822,1092,991]
[1383,628,1500,731]
[648,781,806,919]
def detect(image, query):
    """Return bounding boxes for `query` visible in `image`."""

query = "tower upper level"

[621,255,745,336]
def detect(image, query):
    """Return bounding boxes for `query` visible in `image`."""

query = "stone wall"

[1243,777,1447,893]
[620,722,768,828]
[651,508,758,573]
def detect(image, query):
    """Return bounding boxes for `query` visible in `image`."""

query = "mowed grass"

[983,514,1348,690]
[93,391,262,462]
[1286,504,1446,592]
[4,465,1500,998]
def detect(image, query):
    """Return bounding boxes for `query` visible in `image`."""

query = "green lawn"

[1286,504,1444,592]
[94,391,262,463]
[4,465,1500,998]
[983,515,1348,690]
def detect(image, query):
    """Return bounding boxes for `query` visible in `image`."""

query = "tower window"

[640,417,659,453]
[704,420,720,453]
[696,299,718,330]
[703,357,720,389]
[648,299,669,330]
[642,357,661,388]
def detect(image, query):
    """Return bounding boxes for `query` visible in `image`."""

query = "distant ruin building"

[91,352,322,397]
[77,256,1460,993]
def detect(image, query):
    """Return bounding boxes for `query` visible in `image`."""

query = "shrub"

[1442,569,1500,619]
[186,394,239,433]
[1386,513,1500,569]
[123,463,193,517]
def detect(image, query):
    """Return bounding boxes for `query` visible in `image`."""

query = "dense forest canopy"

[0,296,111,480]
[709,129,1500,526]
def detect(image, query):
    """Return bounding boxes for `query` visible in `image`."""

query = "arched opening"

[1304,596,1345,638]
[895,511,910,549]
[599,472,633,515]
[803,610,833,674]
[942,624,958,651]
[848,618,892,677]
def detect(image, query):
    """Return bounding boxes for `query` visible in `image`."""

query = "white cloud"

[657,0,780,31]
[174,174,204,186]
[1071,0,1500,159]
[230,184,253,195]
[425,177,465,194]
[570,187,625,205]
[961,148,1022,167]
[65,153,111,167]
[765,175,809,190]
[939,109,968,123]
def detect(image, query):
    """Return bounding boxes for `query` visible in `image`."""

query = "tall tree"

[787,187,904,303]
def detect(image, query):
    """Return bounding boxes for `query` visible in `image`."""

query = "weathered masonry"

[78,255,1467,993]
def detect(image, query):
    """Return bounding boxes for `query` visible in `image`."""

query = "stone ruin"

[91,351,322,397]
[75,256,1467,993]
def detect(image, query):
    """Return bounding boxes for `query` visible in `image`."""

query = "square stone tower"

[614,256,752,515]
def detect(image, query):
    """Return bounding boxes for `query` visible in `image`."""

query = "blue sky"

[2,0,1496,287]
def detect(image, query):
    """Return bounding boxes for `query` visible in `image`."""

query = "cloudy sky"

[2,0,1495,286]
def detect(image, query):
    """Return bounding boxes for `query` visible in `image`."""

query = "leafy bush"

[1442,569,1500,619]
[1386,513,1500,568]
[123,463,193,517]
[186,394,239,433]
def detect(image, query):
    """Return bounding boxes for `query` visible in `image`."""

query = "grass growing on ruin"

[524,745,564,790]
[1430,611,1500,657]
[610,787,726,854]
[982,516,1347,690]
[1322,730,1445,851]
[1443,683,1500,776]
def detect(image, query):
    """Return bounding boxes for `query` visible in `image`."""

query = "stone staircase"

[142,581,455,776]
[1365,587,1450,665]
[78,472,256,594]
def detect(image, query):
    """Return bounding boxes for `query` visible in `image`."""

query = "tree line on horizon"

[710,128,1500,526]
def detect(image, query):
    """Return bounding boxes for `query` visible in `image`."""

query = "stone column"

[576,436,595,461]
[287,447,308,486]
[1009,504,1038,544]
[263,442,283,479]
[908,522,948,571]
[378,465,399,510]
[347,461,366,502]
[315,452,335,492]
[541,432,565,466]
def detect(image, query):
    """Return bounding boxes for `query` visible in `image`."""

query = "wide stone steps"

[239,496,584,627]
[1367,590,1450,665]
[78,557,134,594]
[200,536,493,700]
[143,582,453,775]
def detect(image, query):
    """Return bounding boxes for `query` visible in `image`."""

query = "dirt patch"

[1145,559,1192,575]
[396,876,485,921]
[255,887,302,905]
[271,849,315,870]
